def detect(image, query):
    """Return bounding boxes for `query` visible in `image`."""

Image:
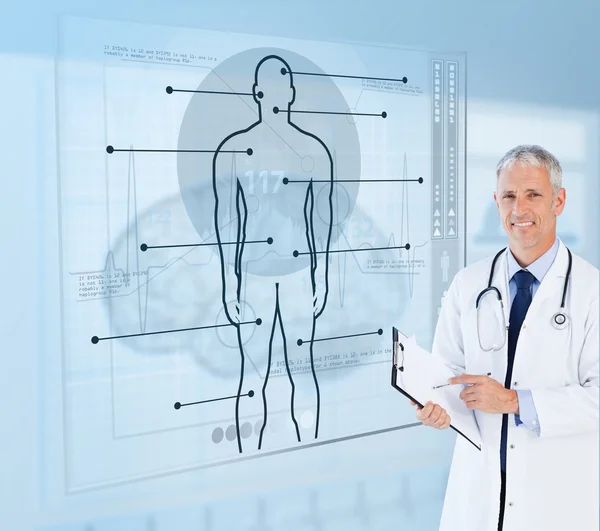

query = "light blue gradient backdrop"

[1,1,598,530]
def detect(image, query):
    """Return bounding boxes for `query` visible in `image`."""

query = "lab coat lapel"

[523,241,568,322]
[496,249,511,328]
[490,250,511,377]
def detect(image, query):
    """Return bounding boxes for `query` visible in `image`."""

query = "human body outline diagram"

[212,55,334,453]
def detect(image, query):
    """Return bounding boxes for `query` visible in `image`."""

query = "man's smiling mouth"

[512,221,534,227]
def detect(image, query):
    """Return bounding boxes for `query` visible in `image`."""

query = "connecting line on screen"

[284,177,424,184]
[297,328,384,346]
[174,390,255,410]
[105,145,253,155]
[280,68,408,85]
[165,85,253,96]
[90,319,261,344]
[140,238,273,251]
[293,243,410,257]
[274,106,387,118]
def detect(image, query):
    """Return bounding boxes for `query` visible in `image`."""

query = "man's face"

[494,163,566,252]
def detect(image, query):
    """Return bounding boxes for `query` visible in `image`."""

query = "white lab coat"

[432,240,599,531]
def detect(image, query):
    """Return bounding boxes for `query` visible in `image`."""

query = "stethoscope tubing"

[476,245,572,341]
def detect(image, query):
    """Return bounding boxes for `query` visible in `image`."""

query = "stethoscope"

[475,246,572,351]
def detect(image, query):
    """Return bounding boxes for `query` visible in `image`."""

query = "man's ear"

[553,188,566,216]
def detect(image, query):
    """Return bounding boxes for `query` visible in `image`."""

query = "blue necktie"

[500,269,535,472]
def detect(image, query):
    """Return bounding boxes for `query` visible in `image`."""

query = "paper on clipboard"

[391,327,482,450]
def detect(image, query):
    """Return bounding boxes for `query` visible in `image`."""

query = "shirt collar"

[507,237,560,283]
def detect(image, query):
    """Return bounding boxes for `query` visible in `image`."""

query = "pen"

[432,372,492,389]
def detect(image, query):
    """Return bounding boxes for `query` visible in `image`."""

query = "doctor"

[414,145,599,531]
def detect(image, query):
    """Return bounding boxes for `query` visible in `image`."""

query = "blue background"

[1,1,599,530]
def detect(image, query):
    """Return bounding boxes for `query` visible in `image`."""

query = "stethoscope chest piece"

[551,311,569,330]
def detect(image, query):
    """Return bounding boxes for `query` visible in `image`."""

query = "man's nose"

[512,195,528,216]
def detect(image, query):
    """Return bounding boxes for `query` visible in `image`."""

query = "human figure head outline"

[252,55,296,112]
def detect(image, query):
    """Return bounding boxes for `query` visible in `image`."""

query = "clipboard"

[391,327,482,451]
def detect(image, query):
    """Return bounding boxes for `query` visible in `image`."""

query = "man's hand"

[448,374,519,414]
[410,400,451,430]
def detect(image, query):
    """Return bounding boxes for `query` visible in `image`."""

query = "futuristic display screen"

[54,16,465,493]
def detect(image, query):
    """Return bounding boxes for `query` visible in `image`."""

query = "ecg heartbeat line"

[333,152,425,307]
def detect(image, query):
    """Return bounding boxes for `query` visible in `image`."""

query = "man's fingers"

[422,402,434,418]
[411,400,451,429]
[429,404,443,424]
[415,401,432,420]
[439,413,452,429]
[432,411,447,428]
[459,386,478,401]
[460,386,480,405]
[427,407,450,429]
[419,403,442,425]
[433,408,452,429]
[449,374,488,386]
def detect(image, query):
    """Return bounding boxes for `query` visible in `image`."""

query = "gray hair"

[496,144,563,198]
